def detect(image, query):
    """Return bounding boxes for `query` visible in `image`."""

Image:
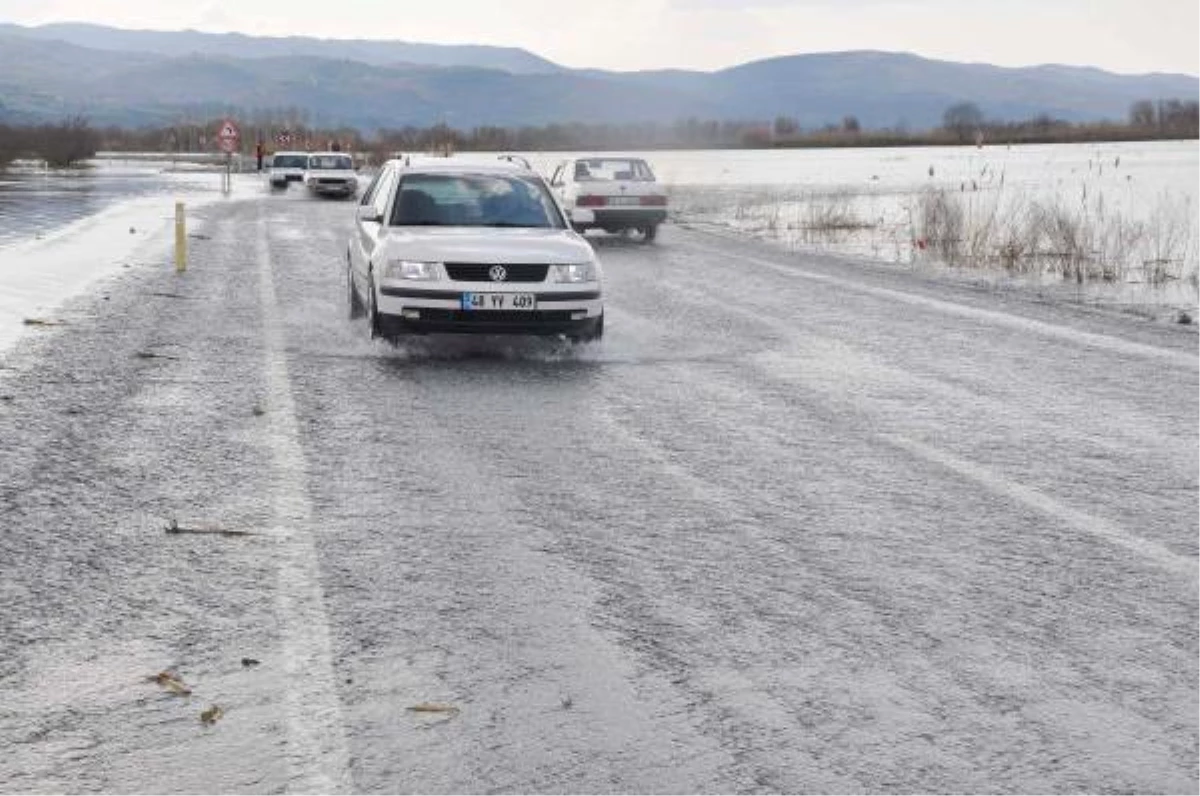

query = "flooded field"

[0,159,220,247]
[636,142,1199,309]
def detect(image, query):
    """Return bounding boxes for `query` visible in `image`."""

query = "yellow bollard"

[174,201,186,273]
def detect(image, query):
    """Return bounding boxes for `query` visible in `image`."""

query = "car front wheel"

[347,257,365,319]
[366,272,384,339]
[569,313,604,344]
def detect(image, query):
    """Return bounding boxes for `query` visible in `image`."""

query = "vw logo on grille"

[488,265,508,282]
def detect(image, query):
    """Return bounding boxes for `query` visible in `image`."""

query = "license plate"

[461,292,537,311]
[608,196,640,206]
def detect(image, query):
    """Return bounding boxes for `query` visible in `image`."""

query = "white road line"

[676,236,1198,369]
[256,214,354,793]
[883,432,1198,580]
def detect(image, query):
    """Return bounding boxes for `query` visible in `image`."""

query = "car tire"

[347,257,365,320]
[642,224,659,243]
[366,272,384,339]
[569,313,604,344]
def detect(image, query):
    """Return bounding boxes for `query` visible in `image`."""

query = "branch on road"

[164,519,254,537]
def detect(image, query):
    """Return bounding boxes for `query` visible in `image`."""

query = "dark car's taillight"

[640,195,667,206]
[576,195,607,207]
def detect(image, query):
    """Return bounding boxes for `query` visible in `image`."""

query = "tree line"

[106,98,1200,156]
[934,99,1199,145]
[0,116,101,167]
[1,99,1196,167]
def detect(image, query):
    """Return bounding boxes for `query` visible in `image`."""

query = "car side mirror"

[357,206,383,223]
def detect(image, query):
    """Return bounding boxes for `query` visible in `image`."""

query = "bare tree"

[1129,100,1156,128]
[773,116,799,139]
[943,102,983,143]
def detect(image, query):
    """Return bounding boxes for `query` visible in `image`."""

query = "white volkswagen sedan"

[347,158,603,342]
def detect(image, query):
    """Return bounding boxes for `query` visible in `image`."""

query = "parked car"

[346,157,603,342]
[267,151,308,188]
[548,156,667,241]
[304,152,358,198]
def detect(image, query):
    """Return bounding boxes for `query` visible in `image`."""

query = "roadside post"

[217,118,240,194]
[174,202,186,273]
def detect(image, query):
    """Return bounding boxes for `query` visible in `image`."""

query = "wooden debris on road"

[407,703,459,714]
[148,671,192,696]
[165,519,252,537]
[200,705,224,725]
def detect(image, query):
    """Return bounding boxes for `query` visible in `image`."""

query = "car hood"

[380,227,594,264]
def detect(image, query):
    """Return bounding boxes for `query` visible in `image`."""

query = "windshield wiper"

[479,222,549,228]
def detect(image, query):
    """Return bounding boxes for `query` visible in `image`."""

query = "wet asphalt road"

[1,190,1197,794]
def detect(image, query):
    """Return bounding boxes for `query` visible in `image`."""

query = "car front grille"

[444,263,549,283]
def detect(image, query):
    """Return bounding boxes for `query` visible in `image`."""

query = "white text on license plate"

[461,292,537,311]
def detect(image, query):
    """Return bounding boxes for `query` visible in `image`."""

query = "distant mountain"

[0,23,1195,131]
[0,22,563,75]
[631,51,1200,129]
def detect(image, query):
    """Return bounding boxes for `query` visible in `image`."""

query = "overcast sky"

[2,0,1197,75]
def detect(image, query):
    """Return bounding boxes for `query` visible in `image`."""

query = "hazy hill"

[0,22,563,74]
[0,23,1195,130]
[701,52,1198,127]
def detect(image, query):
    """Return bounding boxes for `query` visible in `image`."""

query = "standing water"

[0,159,222,248]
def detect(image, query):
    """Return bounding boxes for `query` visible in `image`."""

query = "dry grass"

[914,186,1198,285]
[668,174,1199,296]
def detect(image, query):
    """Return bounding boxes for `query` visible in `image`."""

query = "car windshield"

[390,173,564,229]
[574,158,655,181]
[272,154,307,169]
[308,155,353,170]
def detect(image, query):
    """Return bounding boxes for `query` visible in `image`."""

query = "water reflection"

[0,160,213,246]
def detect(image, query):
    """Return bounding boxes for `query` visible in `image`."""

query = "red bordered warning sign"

[216,119,240,153]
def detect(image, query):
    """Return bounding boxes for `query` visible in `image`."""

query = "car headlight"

[384,260,444,281]
[553,263,596,283]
